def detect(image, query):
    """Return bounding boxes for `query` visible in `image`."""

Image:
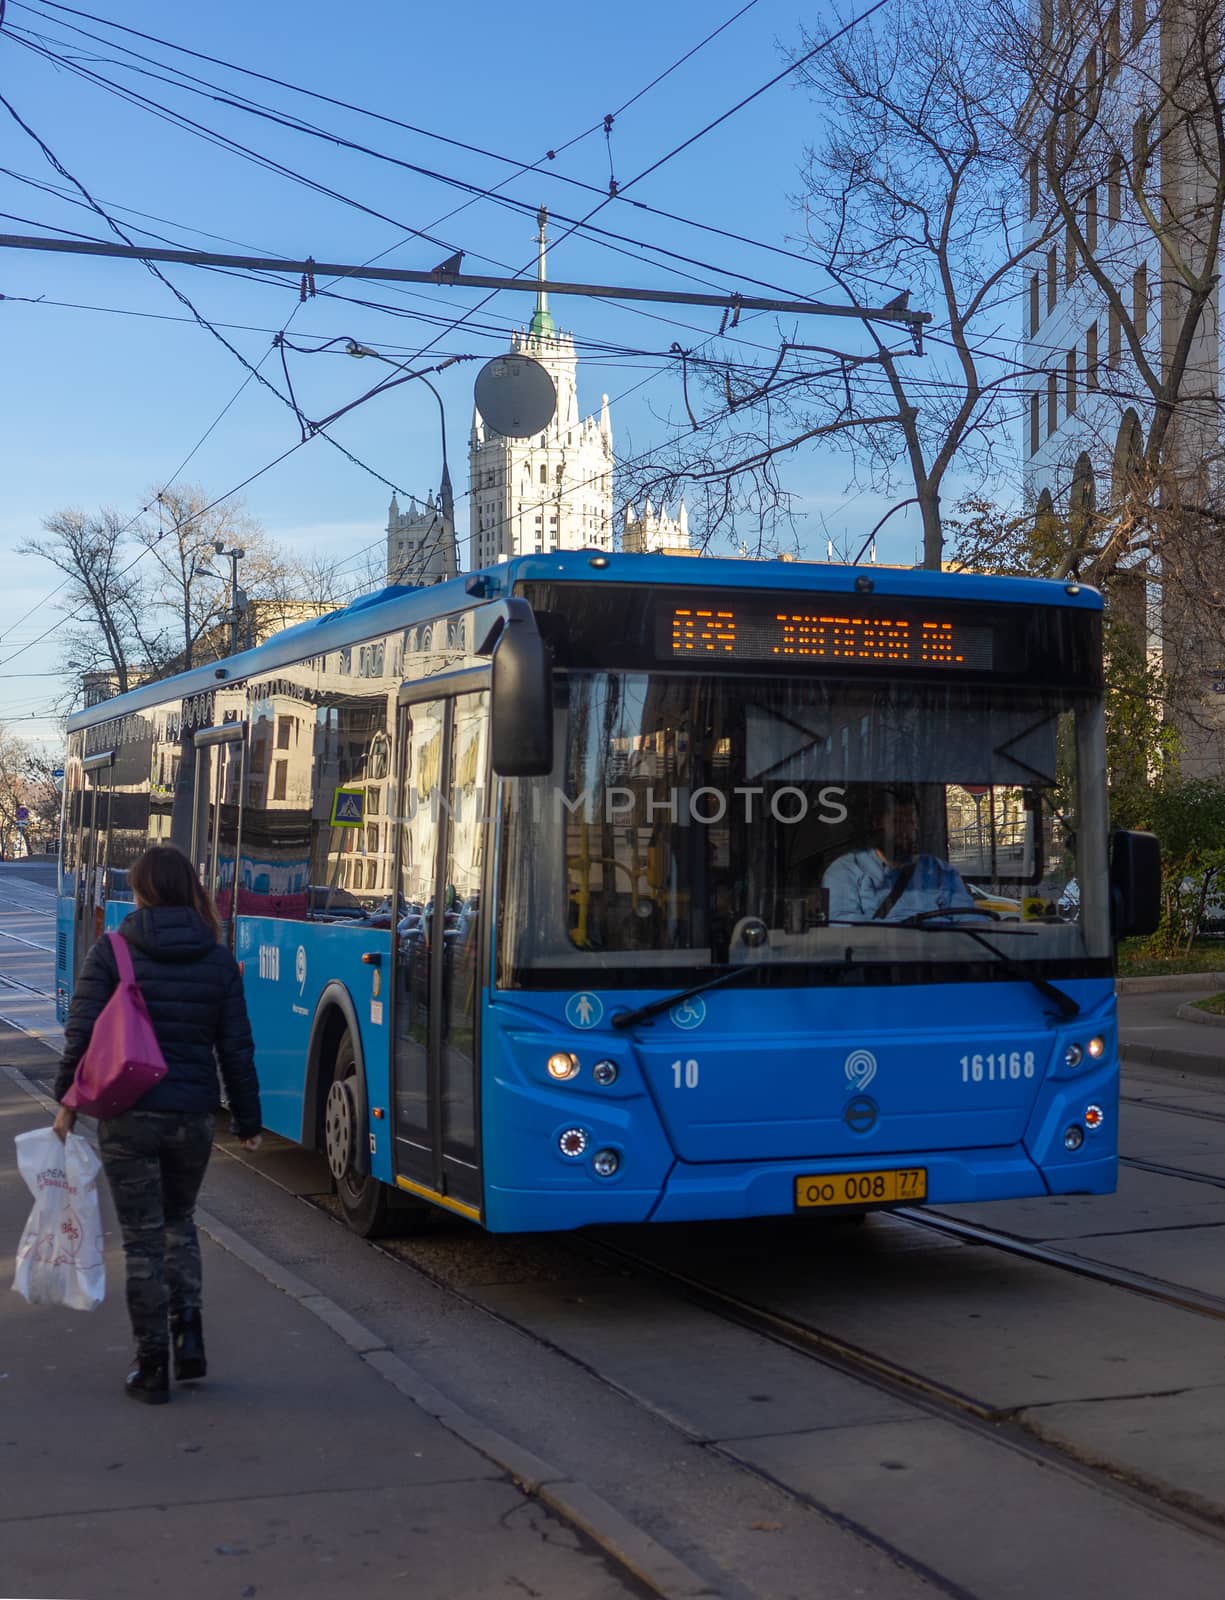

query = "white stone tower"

[469,207,614,567]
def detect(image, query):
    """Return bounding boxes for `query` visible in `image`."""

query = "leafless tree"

[21,508,154,696]
[28,486,344,706]
[623,0,1055,565]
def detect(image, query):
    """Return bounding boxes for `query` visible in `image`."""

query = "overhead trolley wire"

[5,36,799,368]
[10,0,842,285]
[0,1,902,672]
[7,24,826,317]
[7,0,902,325]
[6,10,854,369]
[0,8,777,660]
[0,89,449,493]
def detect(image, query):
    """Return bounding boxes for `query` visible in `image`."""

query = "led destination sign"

[661,602,994,670]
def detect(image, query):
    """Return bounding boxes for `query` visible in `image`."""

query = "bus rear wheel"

[325,1033,395,1237]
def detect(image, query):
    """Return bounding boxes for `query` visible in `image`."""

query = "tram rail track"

[577,1226,1225,1542]
[1121,1153,1225,1191]
[893,1206,1225,1321]
[1122,1093,1225,1126]
[349,1209,1225,1553]
[0,970,55,998]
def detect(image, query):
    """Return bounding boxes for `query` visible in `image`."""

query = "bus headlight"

[558,1127,589,1158]
[1087,1036,1105,1059]
[1064,1043,1083,1067]
[1063,1124,1085,1150]
[548,1052,580,1081]
[1084,1104,1105,1131]
[592,1148,620,1177]
[592,1059,618,1086]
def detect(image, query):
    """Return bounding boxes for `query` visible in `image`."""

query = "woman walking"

[53,845,262,1404]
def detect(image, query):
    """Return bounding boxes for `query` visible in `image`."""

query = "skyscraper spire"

[528,204,557,342]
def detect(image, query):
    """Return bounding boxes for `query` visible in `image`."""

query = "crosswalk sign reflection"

[330,787,366,827]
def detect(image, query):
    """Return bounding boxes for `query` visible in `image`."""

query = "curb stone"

[1116,972,1225,994]
[1175,1001,1225,1030]
[1119,1042,1224,1077]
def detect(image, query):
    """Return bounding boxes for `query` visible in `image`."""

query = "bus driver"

[822,785,976,923]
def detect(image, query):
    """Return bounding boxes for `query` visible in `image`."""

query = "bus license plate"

[795,1168,927,1209]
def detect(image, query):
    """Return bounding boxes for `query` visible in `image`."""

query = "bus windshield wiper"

[889,915,1081,1020]
[610,951,859,1031]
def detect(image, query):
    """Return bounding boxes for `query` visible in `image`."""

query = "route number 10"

[671,1058,700,1089]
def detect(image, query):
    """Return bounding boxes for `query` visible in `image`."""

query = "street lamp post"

[346,341,456,582]
[213,542,246,655]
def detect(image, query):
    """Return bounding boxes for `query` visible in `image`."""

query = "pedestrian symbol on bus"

[330,787,365,827]
[565,992,603,1029]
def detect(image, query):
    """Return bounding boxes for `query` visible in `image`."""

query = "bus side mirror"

[1111,829,1161,939]
[490,616,553,777]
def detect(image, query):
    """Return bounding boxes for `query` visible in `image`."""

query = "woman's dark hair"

[128,845,221,941]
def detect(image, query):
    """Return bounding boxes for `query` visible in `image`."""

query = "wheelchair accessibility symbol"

[669,996,706,1030]
[565,992,604,1029]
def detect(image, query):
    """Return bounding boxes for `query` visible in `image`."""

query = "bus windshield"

[497,670,1111,989]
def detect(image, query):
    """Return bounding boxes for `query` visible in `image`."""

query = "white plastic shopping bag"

[12,1127,106,1310]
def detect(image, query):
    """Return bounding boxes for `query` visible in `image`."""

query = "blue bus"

[56,552,1159,1234]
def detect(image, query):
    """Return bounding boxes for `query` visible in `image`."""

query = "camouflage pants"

[98,1110,215,1357]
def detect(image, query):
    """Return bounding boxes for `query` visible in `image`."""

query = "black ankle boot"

[125,1352,170,1405]
[171,1309,207,1381]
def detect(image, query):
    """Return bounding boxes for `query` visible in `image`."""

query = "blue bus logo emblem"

[670,997,706,1029]
[844,1049,877,1091]
[565,992,603,1029]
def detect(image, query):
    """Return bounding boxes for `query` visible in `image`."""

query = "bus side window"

[239,696,313,921]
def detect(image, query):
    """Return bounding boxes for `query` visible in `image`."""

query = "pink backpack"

[62,931,168,1119]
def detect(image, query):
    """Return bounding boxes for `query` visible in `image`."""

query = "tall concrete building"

[622,498,694,555]
[468,208,614,568]
[1020,0,1225,773]
[385,474,458,588]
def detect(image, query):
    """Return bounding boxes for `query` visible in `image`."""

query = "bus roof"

[66,550,1101,733]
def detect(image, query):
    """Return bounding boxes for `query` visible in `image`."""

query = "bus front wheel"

[325,1033,393,1237]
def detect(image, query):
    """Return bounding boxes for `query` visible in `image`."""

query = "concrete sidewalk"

[1118,986,1225,1077]
[1,1037,648,1600]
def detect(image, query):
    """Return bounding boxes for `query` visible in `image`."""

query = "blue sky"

[0,0,950,742]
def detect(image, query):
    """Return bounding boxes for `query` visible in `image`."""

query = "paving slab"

[733,1418,1225,1600]
[938,1163,1225,1241]
[1120,1112,1225,1179]
[1123,1064,1225,1105]
[4,1481,642,1600]
[1054,1221,1225,1298]
[472,1274,921,1441]
[1023,1387,1225,1520]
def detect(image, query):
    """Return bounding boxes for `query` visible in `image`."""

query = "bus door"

[392,675,490,1215]
[74,750,115,975]
[190,722,247,949]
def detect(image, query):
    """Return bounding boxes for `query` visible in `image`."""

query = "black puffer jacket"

[54,907,262,1139]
